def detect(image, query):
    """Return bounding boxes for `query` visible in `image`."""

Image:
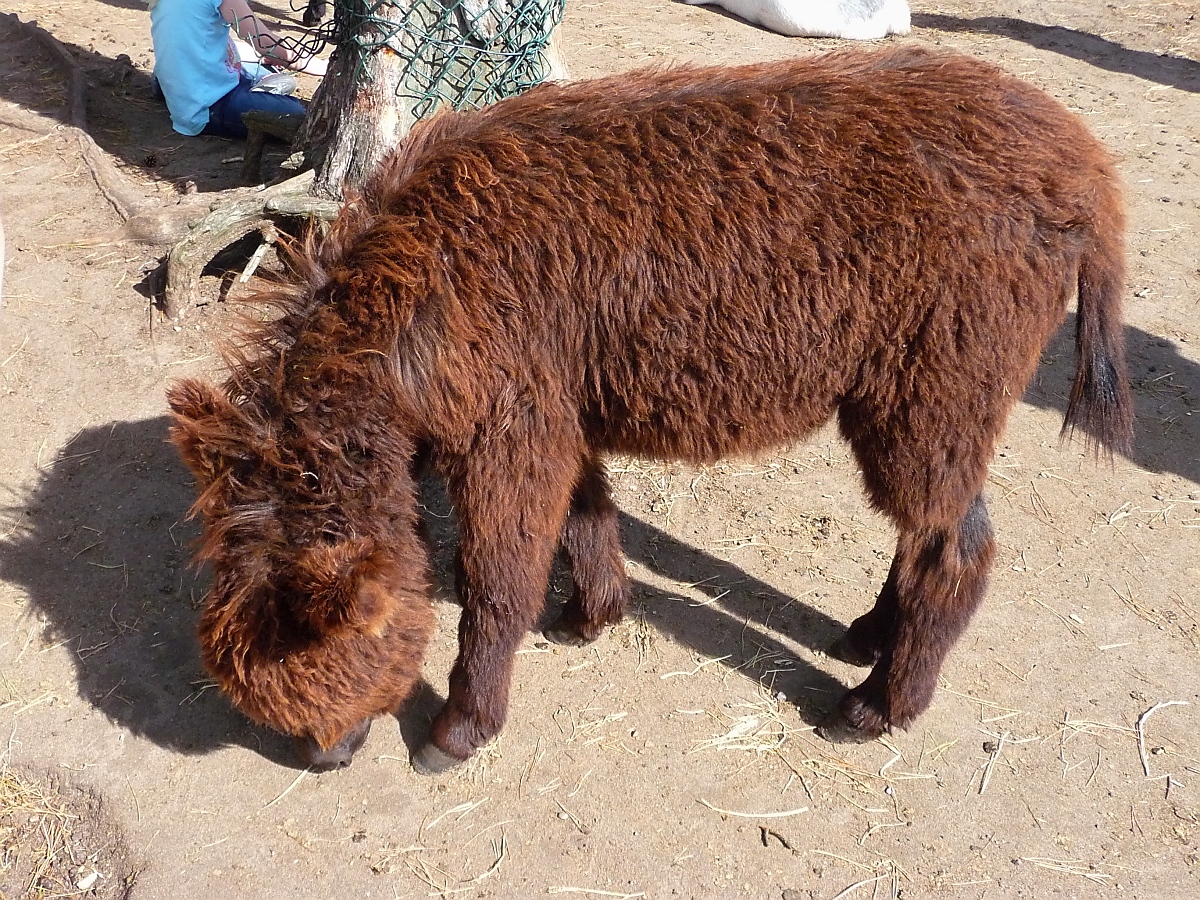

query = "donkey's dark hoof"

[815,705,885,744]
[412,742,467,775]
[543,617,597,648]
[826,632,881,668]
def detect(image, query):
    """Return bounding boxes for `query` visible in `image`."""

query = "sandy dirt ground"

[0,1,1197,898]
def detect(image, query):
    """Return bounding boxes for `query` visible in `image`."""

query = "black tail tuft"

[1061,215,1133,459]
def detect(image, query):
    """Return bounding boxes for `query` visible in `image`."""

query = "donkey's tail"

[1061,188,1133,458]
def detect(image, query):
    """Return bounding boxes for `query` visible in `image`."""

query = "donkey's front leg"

[414,447,578,774]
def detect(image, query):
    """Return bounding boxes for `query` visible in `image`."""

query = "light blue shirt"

[150,0,240,135]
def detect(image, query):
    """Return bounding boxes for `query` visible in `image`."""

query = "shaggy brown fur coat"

[169,46,1131,771]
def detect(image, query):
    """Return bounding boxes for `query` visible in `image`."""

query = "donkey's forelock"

[193,499,281,561]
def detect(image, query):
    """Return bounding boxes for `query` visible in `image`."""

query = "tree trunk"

[298,1,417,200]
[164,0,567,317]
[297,0,567,200]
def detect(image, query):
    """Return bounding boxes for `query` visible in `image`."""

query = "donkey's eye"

[345,444,372,464]
[229,457,258,483]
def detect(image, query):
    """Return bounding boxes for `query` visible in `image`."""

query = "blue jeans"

[202,74,307,140]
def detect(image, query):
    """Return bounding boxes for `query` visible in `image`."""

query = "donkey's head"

[168,377,433,768]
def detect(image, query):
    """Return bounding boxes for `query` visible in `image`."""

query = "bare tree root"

[162,170,343,320]
[8,12,342,320]
[11,14,144,223]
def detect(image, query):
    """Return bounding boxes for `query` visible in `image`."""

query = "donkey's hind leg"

[544,457,630,647]
[827,555,900,667]
[820,494,996,741]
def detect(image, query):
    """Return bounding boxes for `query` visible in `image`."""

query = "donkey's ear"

[167,378,232,421]
[293,538,396,637]
[167,379,250,484]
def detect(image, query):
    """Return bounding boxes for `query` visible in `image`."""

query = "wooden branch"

[264,195,342,219]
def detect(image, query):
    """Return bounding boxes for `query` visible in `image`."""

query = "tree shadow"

[86,0,153,11]
[0,8,321,196]
[1026,315,1199,485]
[0,12,235,193]
[913,13,1200,93]
[618,512,852,713]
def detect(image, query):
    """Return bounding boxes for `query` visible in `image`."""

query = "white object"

[683,0,911,40]
[251,72,298,95]
[76,871,101,891]
[229,33,327,80]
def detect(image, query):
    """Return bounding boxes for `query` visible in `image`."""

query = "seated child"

[149,0,327,139]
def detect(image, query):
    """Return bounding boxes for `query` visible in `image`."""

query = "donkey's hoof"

[543,617,596,648]
[412,742,467,775]
[826,632,880,668]
[815,703,885,744]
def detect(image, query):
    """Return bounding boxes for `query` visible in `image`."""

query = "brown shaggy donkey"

[168,46,1132,773]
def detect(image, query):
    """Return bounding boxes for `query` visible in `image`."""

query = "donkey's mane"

[213,103,506,388]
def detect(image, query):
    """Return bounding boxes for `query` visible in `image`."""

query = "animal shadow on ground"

[0,416,851,768]
[914,13,1200,93]
[0,417,298,765]
[1030,315,1199,485]
[3,317,1192,766]
[415,478,852,733]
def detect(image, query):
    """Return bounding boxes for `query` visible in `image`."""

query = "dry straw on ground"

[0,762,131,899]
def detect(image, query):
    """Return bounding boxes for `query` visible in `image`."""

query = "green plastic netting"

[287,0,564,119]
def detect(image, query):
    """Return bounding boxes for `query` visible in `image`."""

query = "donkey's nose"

[294,719,372,771]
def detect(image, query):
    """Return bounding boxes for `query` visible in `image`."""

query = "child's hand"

[293,54,327,78]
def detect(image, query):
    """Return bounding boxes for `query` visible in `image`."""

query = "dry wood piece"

[1135,699,1188,777]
